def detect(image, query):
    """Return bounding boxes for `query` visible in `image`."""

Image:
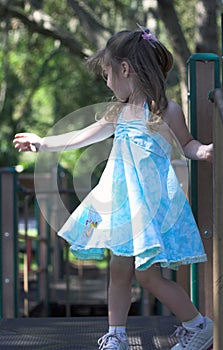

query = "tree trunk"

[195,0,219,54]
[157,0,191,118]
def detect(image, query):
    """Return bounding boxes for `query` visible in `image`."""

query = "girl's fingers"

[13,133,41,152]
[13,140,37,152]
[14,133,32,137]
[13,136,28,145]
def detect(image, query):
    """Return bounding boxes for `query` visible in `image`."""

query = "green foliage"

[0,26,110,169]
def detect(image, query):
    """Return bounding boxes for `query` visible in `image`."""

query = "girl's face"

[103,64,132,102]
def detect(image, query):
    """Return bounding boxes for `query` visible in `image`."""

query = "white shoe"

[98,332,130,350]
[171,316,213,350]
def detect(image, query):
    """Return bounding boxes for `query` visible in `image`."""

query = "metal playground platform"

[0,316,178,350]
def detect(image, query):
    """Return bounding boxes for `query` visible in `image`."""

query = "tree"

[195,0,218,54]
[157,0,191,114]
[157,0,219,117]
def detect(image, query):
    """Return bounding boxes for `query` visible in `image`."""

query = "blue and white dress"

[58,106,207,270]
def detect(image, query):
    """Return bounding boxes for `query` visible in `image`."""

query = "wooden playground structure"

[0,54,223,350]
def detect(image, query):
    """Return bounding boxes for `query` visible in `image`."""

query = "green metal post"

[188,56,199,307]
[187,53,220,308]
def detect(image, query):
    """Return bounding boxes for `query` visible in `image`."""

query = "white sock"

[109,326,126,335]
[183,313,205,330]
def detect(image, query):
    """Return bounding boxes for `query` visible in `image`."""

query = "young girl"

[14,26,213,350]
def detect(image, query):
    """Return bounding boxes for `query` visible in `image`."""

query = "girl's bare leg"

[135,265,198,322]
[108,255,135,326]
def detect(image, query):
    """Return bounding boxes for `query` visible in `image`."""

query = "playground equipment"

[0,168,51,317]
[188,54,223,350]
[0,167,18,317]
[187,53,220,316]
[209,88,223,350]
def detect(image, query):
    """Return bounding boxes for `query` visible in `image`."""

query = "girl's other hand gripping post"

[13,133,43,153]
[201,143,213,163]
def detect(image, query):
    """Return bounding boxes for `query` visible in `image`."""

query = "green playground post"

[187,53,220,308]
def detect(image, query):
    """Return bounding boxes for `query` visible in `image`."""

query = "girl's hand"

[201,143,213,163]
[13,133,43,152]
[183,140,213,163]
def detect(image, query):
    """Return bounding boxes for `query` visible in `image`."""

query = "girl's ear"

[121,61,130,77]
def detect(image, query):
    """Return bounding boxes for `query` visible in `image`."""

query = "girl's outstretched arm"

[13,118,115,153]
[163,100,213,162]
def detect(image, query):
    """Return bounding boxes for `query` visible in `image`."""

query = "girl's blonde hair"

[86,29,173,123]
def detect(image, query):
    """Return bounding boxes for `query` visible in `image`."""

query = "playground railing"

[0,169,52,318]
[18,186,51,317]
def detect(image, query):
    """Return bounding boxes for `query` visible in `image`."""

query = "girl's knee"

[135,265,162,289]
[135,271,151,289]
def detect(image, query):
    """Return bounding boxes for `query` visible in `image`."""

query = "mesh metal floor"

[0,316,178,349]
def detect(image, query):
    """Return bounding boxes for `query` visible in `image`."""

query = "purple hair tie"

[136,23,157,48]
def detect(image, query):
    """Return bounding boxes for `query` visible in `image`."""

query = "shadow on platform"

[0,316,178,349]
